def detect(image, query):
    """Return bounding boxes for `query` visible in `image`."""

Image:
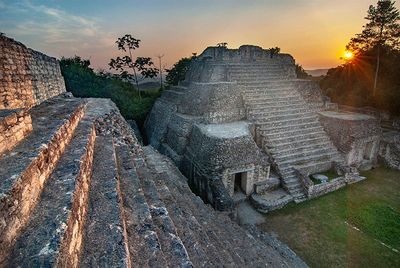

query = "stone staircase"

[0,96,306,267]
[229,63,294,81]
[240,78,345,202]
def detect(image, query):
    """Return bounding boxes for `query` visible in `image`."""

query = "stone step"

[137,166,193,267]
[80,135,130,267]
[0,97,86,262]
[163,90,184,100]
[246,102,305,111]
[244,86,295,92]
[153,172,225,267]
[266,135,331,150]
[230,73,287,79]
[275,146,334,163]
[264,130,327,144]
[142,148,240,266]
[241,80,297,86]
[171,85,188,92]
[244,98,305,107]
[7,110,97,267]
[237,78,288,84]
[258,121,321,133]
[251,112,317,123]
[248,107,311,118]
[255,115,319,127]
[245,94,299,101]
[280,158,334,176]
[271,141,334,157]
[115,145,167,267]
[142,147,294,266]
[229,68,285,73]
[259,125,324,140]
[244,88,297,97]
[245,93,300,101]
[241,77,291,83]
[278,150,337,166]
[229,65,283,70]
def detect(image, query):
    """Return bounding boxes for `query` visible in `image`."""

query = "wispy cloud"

[0,0,114,49]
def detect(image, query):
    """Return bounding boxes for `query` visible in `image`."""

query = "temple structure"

[145,45,382,212]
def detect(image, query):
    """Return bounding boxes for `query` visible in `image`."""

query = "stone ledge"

[250,189,294,213]
[0,109,32,156]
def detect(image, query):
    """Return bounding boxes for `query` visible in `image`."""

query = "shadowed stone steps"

[7,107,96,267]
[115,145,167,267]
[0,97,86,263]
[137,166,193,268]
[143,146,307,267]
[148,158,236,266]
[80,135,130,268]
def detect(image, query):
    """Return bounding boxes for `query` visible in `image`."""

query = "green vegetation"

[295,64,311,79]
[60,56,161,126]
[165,55,196,86]
[260,167,400,268]
[109,34,159,98]
[320,0,400,115]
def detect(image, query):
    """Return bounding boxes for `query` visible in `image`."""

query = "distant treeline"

[320,0,400,115]
[320,47,400,115]
[60,56,161,126]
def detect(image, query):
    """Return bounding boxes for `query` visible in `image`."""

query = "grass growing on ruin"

[259,167,400,268]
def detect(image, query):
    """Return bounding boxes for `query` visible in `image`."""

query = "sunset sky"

[2,0,399,70]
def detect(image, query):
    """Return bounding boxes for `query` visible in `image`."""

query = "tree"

[109,34,158,99]
[165,54,197,86]
[269,47,281,58]
[347,0,400,96]
[295,64,311,79]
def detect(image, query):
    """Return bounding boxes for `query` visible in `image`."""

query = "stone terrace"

[0,96,307,267]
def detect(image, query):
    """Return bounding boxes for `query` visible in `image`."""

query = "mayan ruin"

[1,0,400,267]
[145,45,383,212]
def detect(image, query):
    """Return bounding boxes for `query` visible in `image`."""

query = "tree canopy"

[60,56,161,126]
[165,55,197,86]
[109,34,158,98]
[320,0,400,115]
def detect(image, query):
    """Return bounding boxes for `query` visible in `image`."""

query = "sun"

[344,51,354,60]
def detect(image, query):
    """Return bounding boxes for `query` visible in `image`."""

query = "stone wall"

[0,109,32,155]
[379,131,400,170]
[318,111,381,169]
[0,35,66,109]
[185,45,296,83]
[293,80,325,109]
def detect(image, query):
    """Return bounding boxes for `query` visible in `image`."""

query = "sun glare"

[344,51,354,60]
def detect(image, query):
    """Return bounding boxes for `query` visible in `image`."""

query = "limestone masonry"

[0,38,308,267]
[145,45,388,213]
[0,35,66,109]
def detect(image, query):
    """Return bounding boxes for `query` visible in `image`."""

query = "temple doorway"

[234,172,247,193]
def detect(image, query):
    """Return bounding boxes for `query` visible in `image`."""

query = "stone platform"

[0,96,307,267]
[250,189,294,213]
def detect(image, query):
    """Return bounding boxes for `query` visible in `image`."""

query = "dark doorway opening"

[234,172,246,193]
